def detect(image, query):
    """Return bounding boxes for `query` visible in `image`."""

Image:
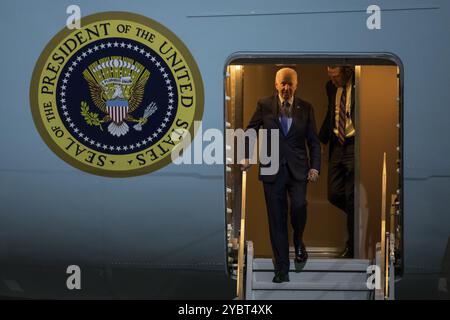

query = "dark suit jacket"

[319,80,355,159]
[245,95,321,183]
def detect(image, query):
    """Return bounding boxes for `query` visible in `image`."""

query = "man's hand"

[239,159,251,171]
[308,169,319,182]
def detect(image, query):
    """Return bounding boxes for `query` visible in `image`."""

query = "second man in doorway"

[319,66,356,258]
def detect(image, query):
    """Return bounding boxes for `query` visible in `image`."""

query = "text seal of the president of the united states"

[30,12,204,177]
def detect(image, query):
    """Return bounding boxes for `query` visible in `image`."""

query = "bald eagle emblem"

[81,56,157,137]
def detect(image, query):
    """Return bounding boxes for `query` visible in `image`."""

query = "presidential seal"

[30,12,203,177]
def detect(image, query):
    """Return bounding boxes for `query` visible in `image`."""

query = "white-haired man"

[241,68,321,283]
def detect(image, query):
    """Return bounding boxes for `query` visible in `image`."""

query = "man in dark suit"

[241,68,321,283]
[319,66,355,258]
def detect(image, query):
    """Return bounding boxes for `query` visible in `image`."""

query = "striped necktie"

[337,86,347,145]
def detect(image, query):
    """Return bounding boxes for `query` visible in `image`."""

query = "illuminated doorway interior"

[225,57,402,279]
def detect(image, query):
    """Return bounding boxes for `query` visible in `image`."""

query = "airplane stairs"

[245,241,374,300]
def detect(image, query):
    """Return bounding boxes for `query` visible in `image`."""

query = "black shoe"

[272,271,290,283]
[295,245,308,263]
[340,246,354,258]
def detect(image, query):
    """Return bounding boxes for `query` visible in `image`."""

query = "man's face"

[275,71,297,101]
[328,67,348,88]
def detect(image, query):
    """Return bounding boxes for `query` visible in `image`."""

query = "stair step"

[289,246,345,259]
[252,290,371,300]
[253,280,369,291]
[253,271,369,291]
[245,242,374,300]
[253,258,371,272]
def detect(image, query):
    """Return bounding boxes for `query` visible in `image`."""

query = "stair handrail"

[236,170,247,299]
[379,152,395,300]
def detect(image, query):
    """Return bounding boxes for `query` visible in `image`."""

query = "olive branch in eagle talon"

[80,101,105,131]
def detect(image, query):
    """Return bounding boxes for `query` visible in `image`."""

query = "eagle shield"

[82,57,150,137]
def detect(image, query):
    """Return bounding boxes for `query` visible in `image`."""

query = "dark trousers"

[263,164,307,274]
[328,137,355,248]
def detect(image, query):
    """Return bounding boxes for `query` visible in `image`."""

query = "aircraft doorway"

[225,57,403,281]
